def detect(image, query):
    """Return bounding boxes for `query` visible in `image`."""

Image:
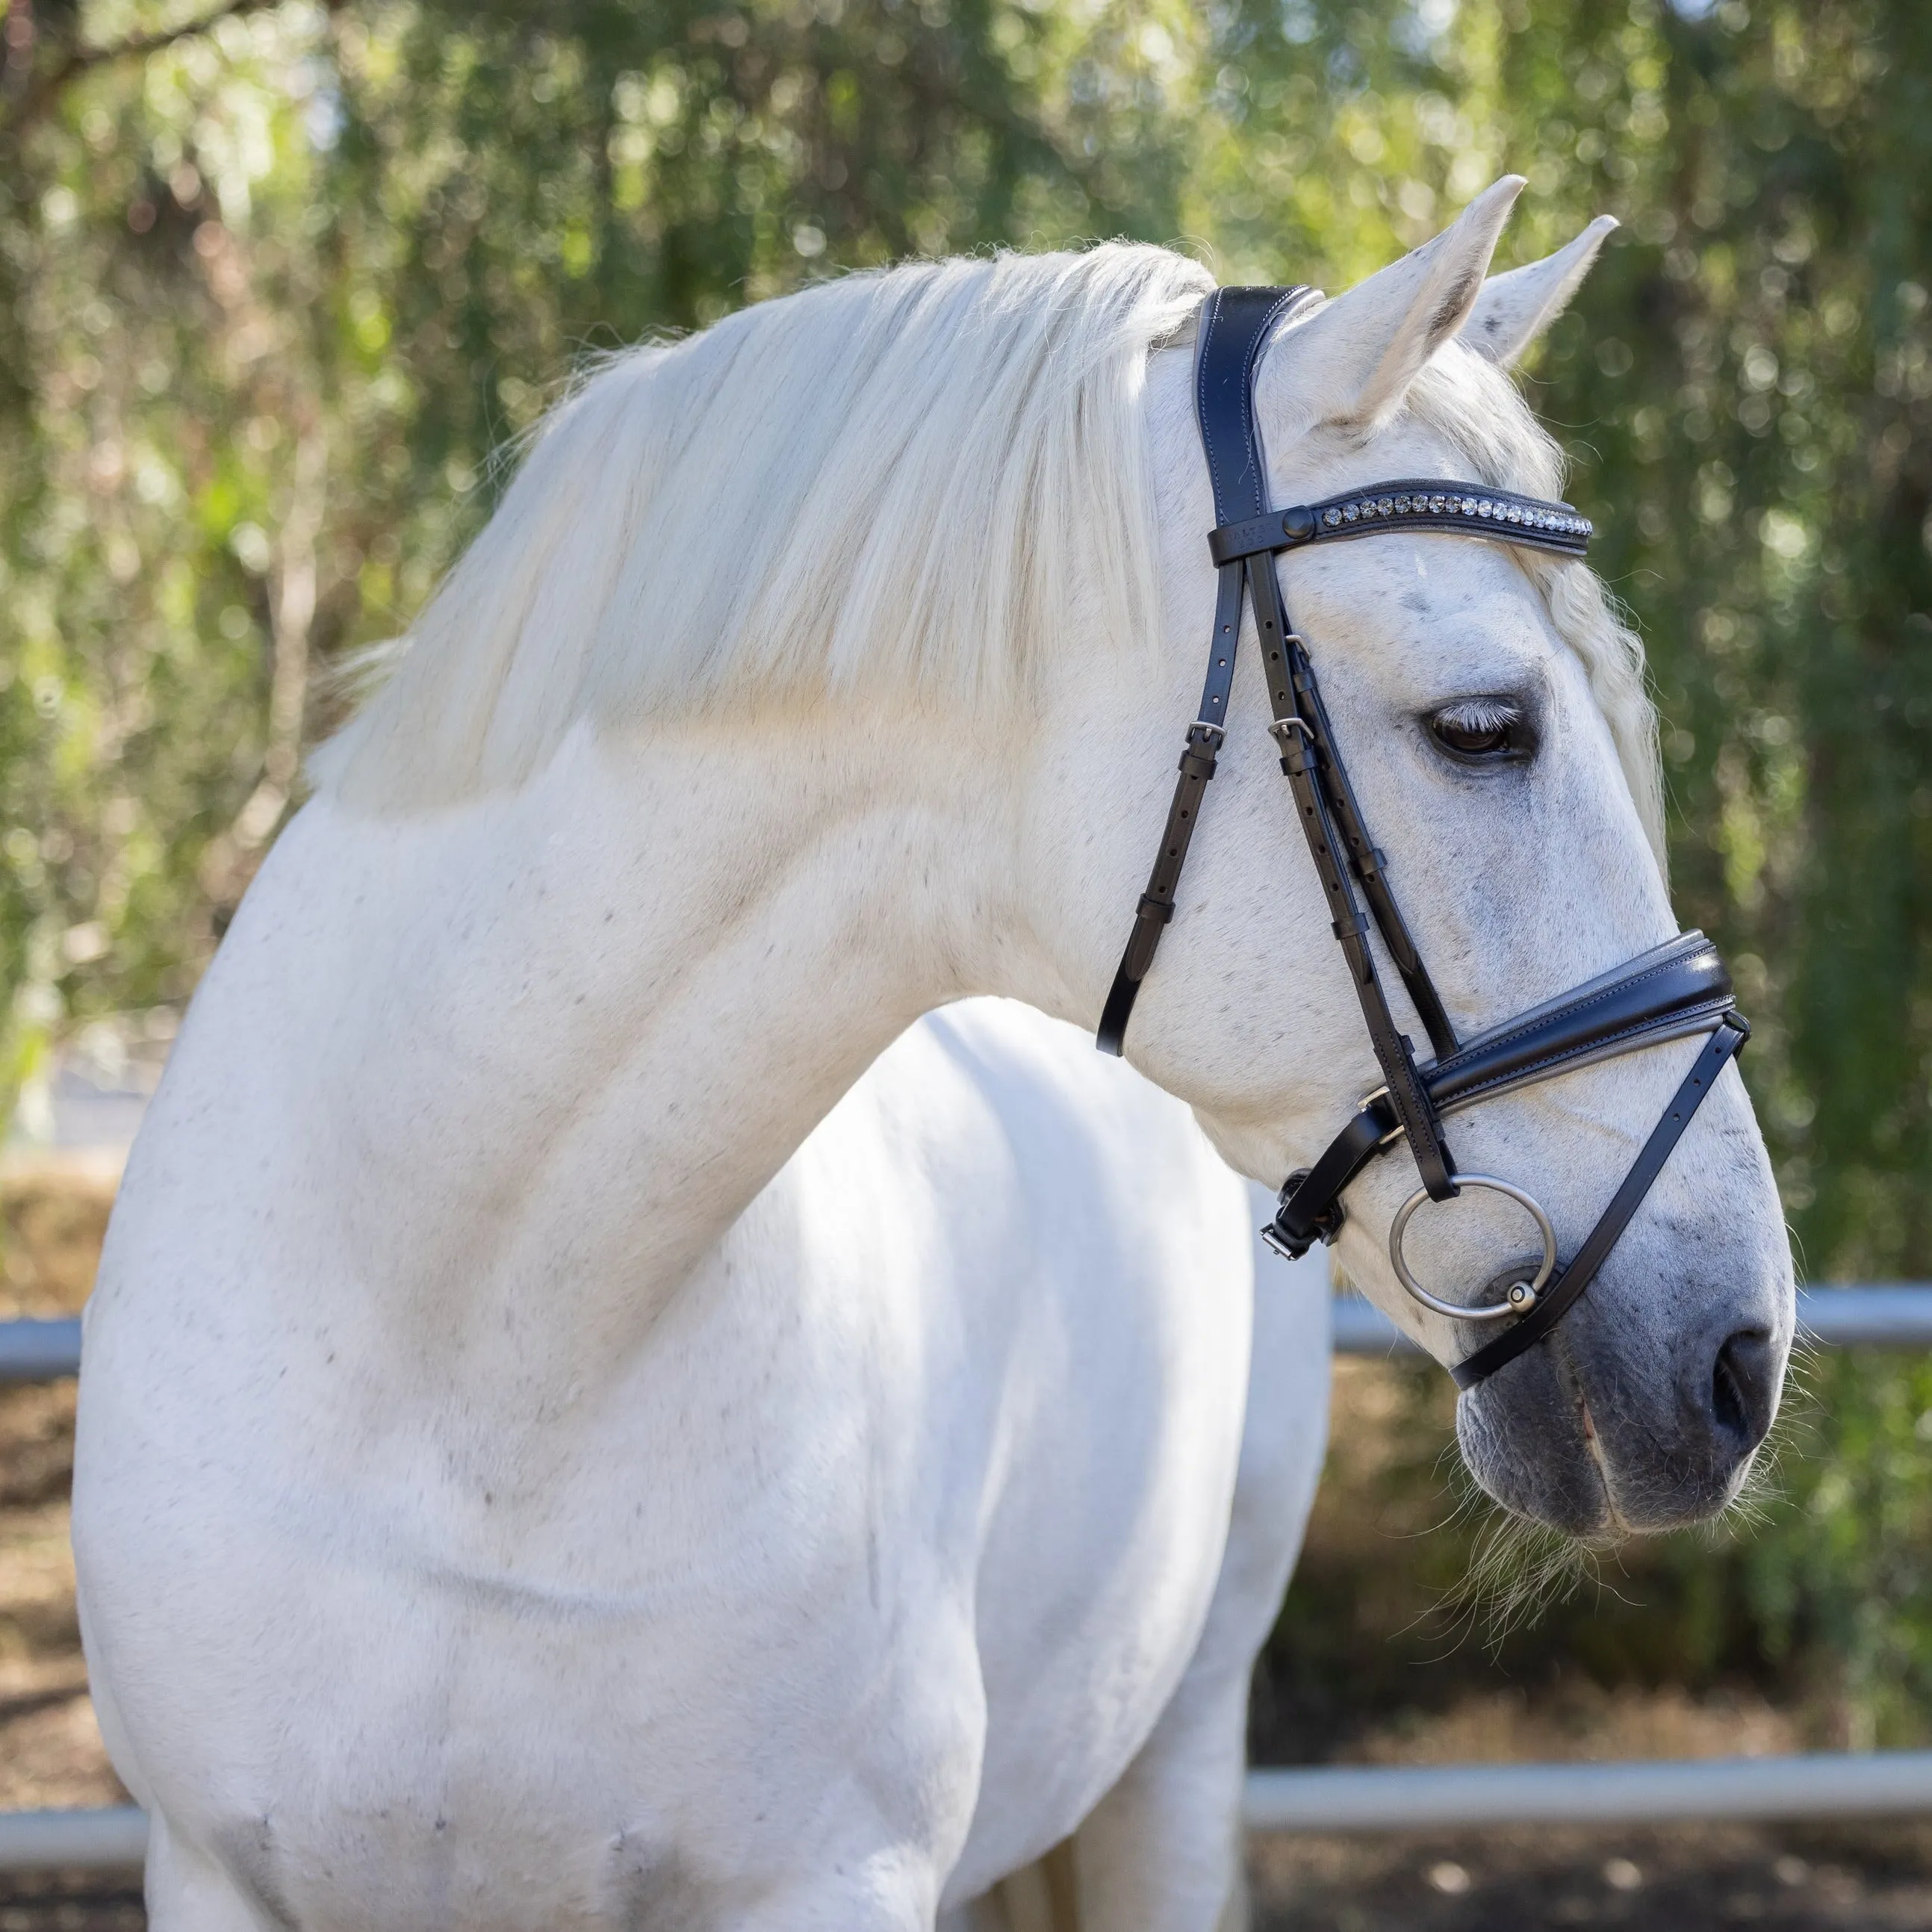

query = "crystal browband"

[1315,482,1591,538]
[1207,477,1594,570]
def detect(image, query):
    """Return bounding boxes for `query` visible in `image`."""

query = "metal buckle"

[1355,1085,1410,1149]
[1258,1222,1301,1262]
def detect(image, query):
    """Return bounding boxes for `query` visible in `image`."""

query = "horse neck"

[266,709,1028,1361]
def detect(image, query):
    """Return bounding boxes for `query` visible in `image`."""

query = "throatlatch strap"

[1096,713,1223,1056]
[1099,287,1308,1057]
[1449,1013,1750,1390]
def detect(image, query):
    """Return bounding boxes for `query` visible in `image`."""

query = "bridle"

[1096,285,1748,1391]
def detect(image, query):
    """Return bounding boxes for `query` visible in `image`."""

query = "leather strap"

[1194,288,1312,526]
[1096,721,1222,1054]
[1210,479,1593,566]
[1098,287,1310,1057]
[1268,933,1734,1257]
[1094,281,1730,1394]
[1103,284,1461,1196]
[1449,1013,1749,1389]
[1246,559,1459,1200]
[1098,290,1597,1069]
[1279,633,1459,1060]
[1428,931,1730,1111]
[1203,288,1456,1199]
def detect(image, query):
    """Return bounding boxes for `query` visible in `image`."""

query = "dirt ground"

[1249,1824,1932,1929]
[7,1164,1932,1928]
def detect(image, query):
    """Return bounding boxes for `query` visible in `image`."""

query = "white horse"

[74,177,1793,1932]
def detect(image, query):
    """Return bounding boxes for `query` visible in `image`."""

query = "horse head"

[1028,181,1793,1537]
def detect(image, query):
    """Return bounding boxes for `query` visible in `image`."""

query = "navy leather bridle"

[1097,285,1748,1391]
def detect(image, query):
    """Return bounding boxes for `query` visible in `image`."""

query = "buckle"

[1264,1167,1346,1261]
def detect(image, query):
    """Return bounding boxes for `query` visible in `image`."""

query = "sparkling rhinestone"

[1342,501,1359,522]
[1482,499,1499,517]
[1581,519,1594,535]
[1506,504,1522,524]
[1394,493,1411,513]
[1376,495,1394,516]
[1323,507,1342,527]
[1429,492,1447,512]
[1459,496,1476,515]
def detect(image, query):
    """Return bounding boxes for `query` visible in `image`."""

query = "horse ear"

[1260,176,1525,432]
[1460,216,1618,366]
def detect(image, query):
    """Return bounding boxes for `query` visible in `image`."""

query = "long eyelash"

[1435,696,1521,734]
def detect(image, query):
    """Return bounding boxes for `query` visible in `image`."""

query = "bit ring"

[1389,1174,1558,1323]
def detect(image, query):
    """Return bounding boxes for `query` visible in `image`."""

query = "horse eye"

[1427,700,1529,762]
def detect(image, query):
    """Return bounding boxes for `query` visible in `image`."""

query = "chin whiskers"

[1397,1461,1616,1662]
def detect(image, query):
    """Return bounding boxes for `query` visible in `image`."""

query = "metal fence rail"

[5,1288,1932,1871]
[1244,1751,1932,1832]
[7,1288,1928,1383]
[0,1808,146,1872]
[1330,1285,1932,1355]
[0,1317,81,1383]
[13,1752,1932,1874]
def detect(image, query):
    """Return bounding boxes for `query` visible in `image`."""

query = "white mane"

[317,246,1214,810]
[317,244,1660,861]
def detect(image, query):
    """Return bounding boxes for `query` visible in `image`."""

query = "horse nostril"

[1710,1328,1776,1450]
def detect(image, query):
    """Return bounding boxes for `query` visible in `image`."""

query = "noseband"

[1097,286,1748,1391]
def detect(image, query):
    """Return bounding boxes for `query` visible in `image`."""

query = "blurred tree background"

[3,0,1931,1748]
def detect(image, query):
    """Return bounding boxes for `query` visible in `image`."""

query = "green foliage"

[4,0,1932,1742]
[0,0,1202,1100]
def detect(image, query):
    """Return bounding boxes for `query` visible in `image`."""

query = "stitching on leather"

[1235,317,1268,514]
[1201,290,1298,524]
[1444,1001,1731,1103]
[1438,999,1733,1108]
[1306,518,1586,553]
[1434,951,1721,1077]
[1198,292,1229,516]
[1303,479,1584,518]
[1239,291,1297,515]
